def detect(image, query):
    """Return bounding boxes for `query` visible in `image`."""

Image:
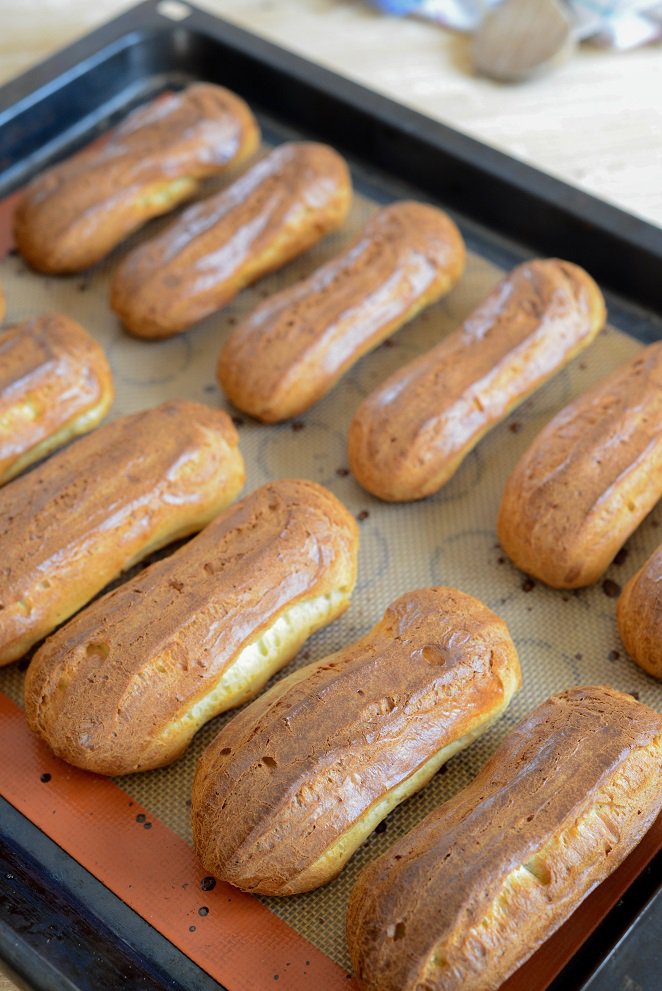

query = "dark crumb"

[200,876,216,892]
[231,415,245,428]
[497,556,505,565]
[135,813,146,823]
[318,918,326,927]
[185,798,192,808]
[198,906,209,917]
[508,421,522,434]
[561,595,570,602]
[613,547,629,566]
[273,977,280,982]
[521,578,535,593]
[357,510,370,522]
[203,383,216,394]
[77,282,88,293]
[302,651,311,661]
[8,247,18,257]
[579,361,588,370]
[189,925,196,933]
[291,421,305,432]
[375,820,388,835]
[526,605,533,612]
[602,579,621,598]
[40,773,52,783]
[336,467,350,477]
[381,339,395,349]
[608,650,620,662]
[629,690,640,701]
[652,520,659,529]
[227,315,237,326]
[143,822,153,830]
[575,653,583,661]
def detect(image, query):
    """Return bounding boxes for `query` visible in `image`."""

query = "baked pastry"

[24,480,358,775]
[217,201,465,422]
[0,313,113,485]
[348,259,606,502]
[0,400,244,665]
[14,83,260,273]
[498,342,662,588]
[618,543,662,679]
[110,142,352,339]
[191,587,521,895]
[0,285,5,321]
[348,685,662,991]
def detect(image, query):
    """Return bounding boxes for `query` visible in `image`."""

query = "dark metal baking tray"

[0,2,661,988]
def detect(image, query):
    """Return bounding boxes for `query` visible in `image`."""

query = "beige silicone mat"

[0,146,661,972]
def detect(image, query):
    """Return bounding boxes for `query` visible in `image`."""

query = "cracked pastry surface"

[347,685,662,991]
[110,142,352,338]
[24,479,358,774]
[0,399,244,665]
[618,541,662,679]
[498,341,662,588]
[0,313,114,485]
[348,258,606,502]
[14,83,260,273]
[191,586,520,895]
[218,200,465,422]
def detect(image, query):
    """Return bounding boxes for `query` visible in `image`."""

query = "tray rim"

[0,2,660,989]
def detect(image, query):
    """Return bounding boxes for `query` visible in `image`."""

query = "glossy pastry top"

[348,686,662,991]
[617,543,662,680]
[348,259,606,501]
[14,83,260,273]
[110,142,352,338]
[0,400,244,664]
[192,587,520,893]
[218,201,465,422]
[498,342,662,588]
[25,480,358,773]
[0,313,113,483]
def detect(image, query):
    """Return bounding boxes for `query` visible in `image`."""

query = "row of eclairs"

[1,82,660,991]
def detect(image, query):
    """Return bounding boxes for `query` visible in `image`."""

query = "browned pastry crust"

[618,544,662,679]
[347,686,662,991]
[217,201,465,422]
[0,400,244,665]
[498,342,662,588]
[110,142,352,339]
[348,259,606,502]
[13,84,260,274]
[0,313,114,485]
[24,480,358,774]
[191,587,521,895]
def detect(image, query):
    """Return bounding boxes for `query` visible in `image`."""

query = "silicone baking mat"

[0,119,661,988]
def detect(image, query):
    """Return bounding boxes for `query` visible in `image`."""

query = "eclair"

[218,201,465,422]
[498,342,662,588]
[110,142,352,339]
[618,543,662,679]
[14,83,260,273]
[0,313,113,485]
[192,587,520,895]
[0,400,244,665]
[348,259,606,502]
[24,480,358,774]
[347,686,662,991]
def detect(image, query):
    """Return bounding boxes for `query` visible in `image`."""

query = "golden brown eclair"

[348,259,606,502]
[498,342,662,589]
[618,544,662,679]
[0,313,114,485]
[192,587,520,895]
[0,400,244,665]
[110,142,352,339]
[24,480,357,774]
[14,84,260,274]
[347,686,662,991]
[217,201,465,422]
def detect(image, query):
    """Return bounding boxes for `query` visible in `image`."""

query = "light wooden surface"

[0,1,660,987]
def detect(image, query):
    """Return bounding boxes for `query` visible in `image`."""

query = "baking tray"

[0,2,661,989]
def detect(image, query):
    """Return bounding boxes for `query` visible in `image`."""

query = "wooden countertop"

[0,1,660,988]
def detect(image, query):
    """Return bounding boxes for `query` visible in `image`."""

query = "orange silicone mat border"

[2,692,660,991]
